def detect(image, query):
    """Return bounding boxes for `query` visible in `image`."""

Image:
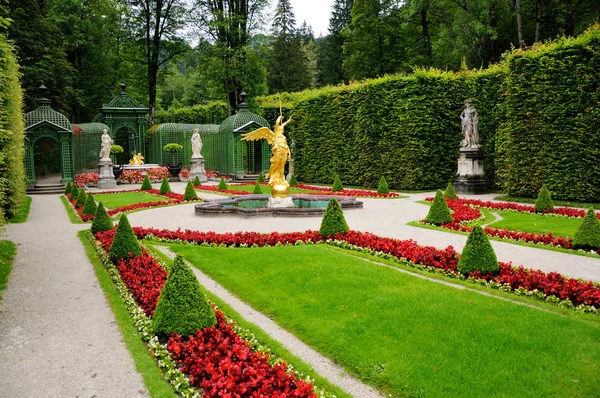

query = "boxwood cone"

[64,181,72,195]
[457,225,499,275]
[75,189,87,208]
[444,182,457,200]
[81,193,97,216]
[141,175,152,190]
[159,177,171,194]
[289,174,298,186]
[572,208,600,250]
[319,198,349,238]
[257,172,266,183]
[192,175,201,186]
[91,203,114,234]
[534,184,554,212]
[377,176,389,194]
[252,181,262,194]
[183,181,198,200]
[217,177,228,190]
[332,175,343,192]
[152,254,216,337]
[425,190,453,225]
[109,214,142,262]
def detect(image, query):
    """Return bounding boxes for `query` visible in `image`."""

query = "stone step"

[26,188,65,195]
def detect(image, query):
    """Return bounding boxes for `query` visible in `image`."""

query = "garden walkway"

[0,195,147,397]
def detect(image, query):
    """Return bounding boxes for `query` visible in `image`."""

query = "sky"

[288,0,334,37]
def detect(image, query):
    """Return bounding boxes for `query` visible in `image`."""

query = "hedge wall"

[155,101,229,124]
[0,33,26,225]
[496,27,600,201]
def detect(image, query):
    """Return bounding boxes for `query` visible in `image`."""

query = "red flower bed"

[120,167,171,183]
[168,310,315,398]
[295,184,401,198]
[75,172,99,187]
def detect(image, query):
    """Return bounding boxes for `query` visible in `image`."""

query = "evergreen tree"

[183,181,198,200]
[457,225,499,275]
[70,184,79,200]
[289,174,298,186]
[534,184,554,212]
[257,172,266,182]
[75,189,87,208]
[64,182,72,195]
[192,175,201,186]
[81,194,97,216]
[444,182,458,200]
[320,198,350,238]
[159,177,172,194]
[217,177,228,190]
[109,214,142,262]
[91,203,114,234]
[572,208,600,250]
[141,175,152,190]
[332,175,343,192]
[377,176,389,194]
[425,190,453,224]
[317,0,353,86]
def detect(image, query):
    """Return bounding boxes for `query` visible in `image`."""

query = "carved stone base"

[267,196,295,208]
[454,147,486,195]
[98,160,117,190]
[189,157,208,182]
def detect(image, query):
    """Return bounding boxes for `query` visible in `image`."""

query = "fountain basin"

[195,194,363,217]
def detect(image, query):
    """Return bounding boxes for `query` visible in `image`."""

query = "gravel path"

[0,195,146,398]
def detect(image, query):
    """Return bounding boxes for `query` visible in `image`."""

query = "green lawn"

[0,240,17,300]
[169,244,600,398]
[94,191,169,209]
[495,194,600,210]
[487,210,582,237]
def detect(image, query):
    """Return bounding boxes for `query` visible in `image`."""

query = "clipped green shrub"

[444,182,458,200]
[183,181,198,200]
[217,177,228,190]
[141,175,152,190]
[64,182,72,195]
[91,203,114,234]
[425,190,453,225]
[154,101,229,124]
[572,208,600,250]
[159,177,171,194]
[75,189,87,208]
[252,181,263,194]
[192,175,201,186]
[152,254,217,337]
[81,194,97,216]
[289,174,298,186]
[457,225,499,275]
[257,172,266,183]
[70,184,79,201]
[319,198,349,238]
[332,175,343,192]
[534,184,554,212]
[109,214,141,262]
[377,176,389,194]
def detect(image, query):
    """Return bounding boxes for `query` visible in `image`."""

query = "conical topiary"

[319,198,349,238]
[252,181,263,194]
[534,184,554,212]
[457,225,499,275]
[377,176,389,194]
[444,182,458,200]
[75,189,87,208]
[152,254,216,337]
[425,190,453,225]
[257,172,266,183]
[217,177,228,190]
[91,203,114,234]
[183,181,198,200]
[108,214,142,262]
[70,184,79,201]
[332,175,343,192]
[572,208,600,250]
[289,174,298,186]
[192,175,201,187]
[141,175,152,190]
[159,177,172,195]
[64,182,72,195]
[81,194,97,216]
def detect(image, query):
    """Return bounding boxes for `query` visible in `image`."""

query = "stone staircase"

[26,182,65,195]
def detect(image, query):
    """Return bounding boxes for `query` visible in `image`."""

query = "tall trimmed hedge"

[155,101,229,124]
[0,34,26,225]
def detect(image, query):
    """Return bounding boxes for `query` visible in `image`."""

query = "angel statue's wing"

[241,127,274,145]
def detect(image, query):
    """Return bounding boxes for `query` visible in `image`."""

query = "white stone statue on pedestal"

[191,128,203,159]
[460,100,479,148]
[99,129,112,161]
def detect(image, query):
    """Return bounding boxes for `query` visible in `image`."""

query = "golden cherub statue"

[129,152,145,165]
[241,116,292,198]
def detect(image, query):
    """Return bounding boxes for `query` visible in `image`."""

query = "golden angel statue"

[129,152,145,165]
[241,116,292,198]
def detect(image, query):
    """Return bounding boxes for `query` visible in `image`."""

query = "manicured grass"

[170,244,600,398]
[60,196,84,224]
[78,231,176,398]
[495,194,600,210]
[0,240,16,300]
[8,196,31,223]
[488,210,582,237]
[94,192,168,209]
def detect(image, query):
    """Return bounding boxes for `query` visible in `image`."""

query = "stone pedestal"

[454,147,486,195]
[189,157,207,182]
[98,159,117,189]
[267,196,295,208]
[286,158,295,182]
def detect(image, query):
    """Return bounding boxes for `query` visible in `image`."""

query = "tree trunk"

[488,1,500,63]
[420,8,432,61]
[534,0,542,42]
[565,0,575,36]
[515,0,524,48]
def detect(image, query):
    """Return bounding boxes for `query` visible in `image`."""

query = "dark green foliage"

[289,174,298,186]
[70,184,79,201]
[192,176,201,187]
[217,177,228,190]
[109,215,141,262]
[425,190,453,225]
[257,172,266,183]
[64,182,72,195]
[183,181,198,201]
[319,198,349,238]
[457,226,499,275]
[152,254,216,337]
[154,101,228,124]
[75,189,87,208]
[81,194,97,216]
[444,182,458,200]
[332,175,343,192]
[141,175,152,190]
[91,203,114,234]
[377,176,389,194]
[572,208,600,250]
[252,181,263,194]
[159,177,172,195]
[534,184,554,212]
